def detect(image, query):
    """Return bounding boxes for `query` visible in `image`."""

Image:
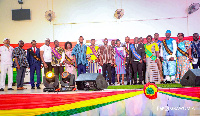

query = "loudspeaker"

[180,69,200,86]
[76,73,108,90]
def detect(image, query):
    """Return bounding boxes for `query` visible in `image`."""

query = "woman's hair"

[146,35,152,39]
[65,41,72,49]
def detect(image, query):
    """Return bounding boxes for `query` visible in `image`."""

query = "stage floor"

[0,83,199,116]
[0,82,133,94]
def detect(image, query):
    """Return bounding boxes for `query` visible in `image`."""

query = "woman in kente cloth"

[144,35,160,83]
[64,41,77,80]
[115,40,126,85]
[176,33,192,82]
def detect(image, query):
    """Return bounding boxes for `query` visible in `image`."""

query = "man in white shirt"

[0,38,14,91]
[40,38,52,76]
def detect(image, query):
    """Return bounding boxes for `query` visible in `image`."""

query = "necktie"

[127,44,128,50]
[34,47,36,53]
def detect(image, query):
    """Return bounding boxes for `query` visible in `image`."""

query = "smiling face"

[31,41,36,47]
[165,33,171,38]
[111,40,115,47]
[154,33,159,40]
[3,39,10,45]
[146,37,152,43]
[104,38,108,45]
[79,36,84,43]
[91,39,95,45]
[116,41,121,47]
[67,43,71,49]
[54,40,59,47]
[125,37,130,43]
[45,39,50,46]
[19,41,24,47]
[193,33,199,41]
[134,37,138,44]
[178,33,184,41]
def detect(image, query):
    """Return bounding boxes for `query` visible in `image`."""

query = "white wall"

[0,0,200,44]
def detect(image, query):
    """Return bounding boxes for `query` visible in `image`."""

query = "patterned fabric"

[156,40,162,47]
[71,44,88,66]
[12,47,29,68]
[115,47,126,74]
[161,38,176,76]
[88,62,98,73]
[64,50,74,73]
[162,38,176,60]
[86,46,99,60]
[145,42,159,58]
[162,60,176,76]
[86,46,99,73]
[97,45,115,64]
[177,56,191,80]
[64,50,77,80]
[52,47,64,65]
[145,42,160,83]
[177,40,191,57]
[191,40,200,58]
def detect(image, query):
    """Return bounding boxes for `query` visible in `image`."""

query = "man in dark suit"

[129,37,145,85]
[27,40,41,89]
[124,36,132,85]
[139,37,146,84]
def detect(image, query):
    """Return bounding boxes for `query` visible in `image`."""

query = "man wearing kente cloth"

[144,35,160,83]
[86,39,99,73]
[52,40,65,88]
[160,30,177,83]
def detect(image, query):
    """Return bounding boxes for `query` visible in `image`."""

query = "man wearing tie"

[129,37,145,85]
[27,40,41,89]
[124,36,132,85]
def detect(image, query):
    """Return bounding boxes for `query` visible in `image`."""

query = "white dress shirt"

[0,45,14,65]
[32,47,37,52]
[40,44,52,62]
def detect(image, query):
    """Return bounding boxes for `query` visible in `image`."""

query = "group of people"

[0,30,200,91]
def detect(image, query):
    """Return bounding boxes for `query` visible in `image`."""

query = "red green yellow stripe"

[0,90,143,115]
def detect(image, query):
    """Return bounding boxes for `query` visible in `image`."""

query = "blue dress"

[115,47,126,74]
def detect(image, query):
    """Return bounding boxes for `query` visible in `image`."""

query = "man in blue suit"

[27,40,41,89]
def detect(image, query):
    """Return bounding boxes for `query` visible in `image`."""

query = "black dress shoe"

[160,81,165,84]
[133,83,137,85]
[165,81,171,84]
[138,82,143,85]
[127,82,130,85]
[37,87,41,89]
[31,87,35,89]
[171,80,176,83]
[0,88,4,91]
[8,88,14,90]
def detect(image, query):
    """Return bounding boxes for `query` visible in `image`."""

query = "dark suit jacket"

[123,43,132,62]
[27,47,41,66]
[129,44,145,62]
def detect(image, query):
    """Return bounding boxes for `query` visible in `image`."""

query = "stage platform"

[0,84,199,116]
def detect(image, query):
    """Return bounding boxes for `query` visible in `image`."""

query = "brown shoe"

[21,87,27,89]
[17,87,23,90]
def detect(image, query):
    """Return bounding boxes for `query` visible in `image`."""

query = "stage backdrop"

[0,0,200,44]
